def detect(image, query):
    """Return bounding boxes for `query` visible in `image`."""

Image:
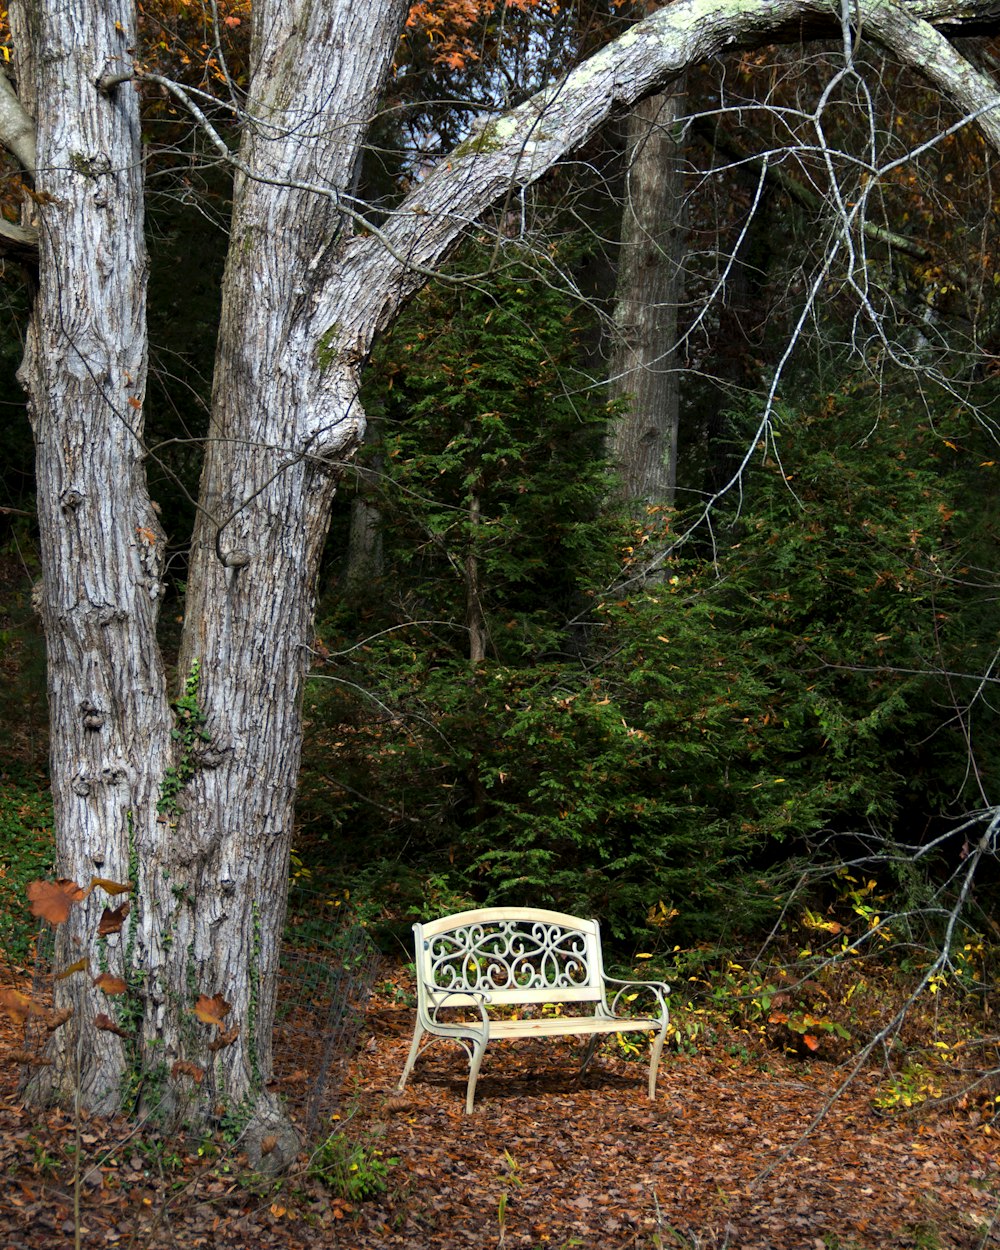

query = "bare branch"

[329,0,1000,350]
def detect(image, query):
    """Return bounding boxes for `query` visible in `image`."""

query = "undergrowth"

[0,771,53,966]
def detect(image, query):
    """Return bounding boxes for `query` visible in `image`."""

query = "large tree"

[2,0,1000,1161]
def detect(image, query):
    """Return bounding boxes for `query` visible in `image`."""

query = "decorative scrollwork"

[427,920,591,992]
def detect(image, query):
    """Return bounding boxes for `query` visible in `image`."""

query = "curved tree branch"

[328,0,1000,352]
[0,67,36,175]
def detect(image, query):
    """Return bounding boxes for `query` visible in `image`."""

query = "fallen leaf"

[95,1013,131,1038]
[171,1060,205,1083]
[93,973,128,995]
[194,993,231,1029]
[98,903,130,936]
[55,958,89,980]
[27,879,85,925]
[207,1024,240,1052]
[89,878,132,896]
[44,1007,74,1032]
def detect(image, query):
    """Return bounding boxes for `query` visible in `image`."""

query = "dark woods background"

[2,0,1000,960]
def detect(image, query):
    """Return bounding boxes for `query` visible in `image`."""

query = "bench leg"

[647,1028,667,1099]
[397,1022,424,1093]
[579,1035,600,1077]
[465,1036,487,1114]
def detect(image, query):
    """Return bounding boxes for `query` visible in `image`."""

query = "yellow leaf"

[89,878,132,896]
[56,958,89,980]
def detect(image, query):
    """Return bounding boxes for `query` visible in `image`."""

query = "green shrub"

[303,305,1000,947]
[0,773,54,965]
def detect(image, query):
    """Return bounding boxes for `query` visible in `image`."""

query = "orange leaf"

[171,1059,205,1083]
[802,1034,820,1051]
[56,958,89,980]
[27,879,85,925]
[223,14,241,25]
[207,1024,240,1052]
[127,396,142,409]
[0,988,33,1022]
[98,903,130,936]
[94,1012,131,1038]
[93,973,128,996]
[194,993,231,1028]
[89,878,132,896]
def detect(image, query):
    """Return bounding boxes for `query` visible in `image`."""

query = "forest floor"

[1,964,999,1250]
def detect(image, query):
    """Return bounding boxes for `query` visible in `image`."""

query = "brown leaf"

[27,879,85,925]
[55,958,89,981]
[383,1096,413,1113]
[44,1007,74,1032]
[260,1135,278,1155]
[98,903,130,936]
[89,877,132,896]
[207,1024,240,1052]
[171,1060,205,1083]
[94,1012,131,1038]
[93,973,128,996]
[194,993,231,1028]
[7,1050,52,1067]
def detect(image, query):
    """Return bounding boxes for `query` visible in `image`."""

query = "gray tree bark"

[608,88,687,514]
[4,0,1000,1162]
[344,405,385,596]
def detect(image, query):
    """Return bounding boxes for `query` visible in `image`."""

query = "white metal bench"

[396,906,670,1113]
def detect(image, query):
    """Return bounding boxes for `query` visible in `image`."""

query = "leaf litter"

[0,966,997,1248]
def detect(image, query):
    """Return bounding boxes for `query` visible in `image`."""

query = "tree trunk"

[344,408,385,594]
[143,0,410,1159]
[10,0,173,1115]
[465,488,487,665]
[607,89,687,517]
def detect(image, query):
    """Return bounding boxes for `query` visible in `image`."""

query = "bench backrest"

[413,907,607,1010]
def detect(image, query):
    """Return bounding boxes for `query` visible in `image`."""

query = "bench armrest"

[602,975,670,1023]
[426,988,490,1031]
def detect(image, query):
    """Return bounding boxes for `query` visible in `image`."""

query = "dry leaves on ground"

[0,970,998,1249]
